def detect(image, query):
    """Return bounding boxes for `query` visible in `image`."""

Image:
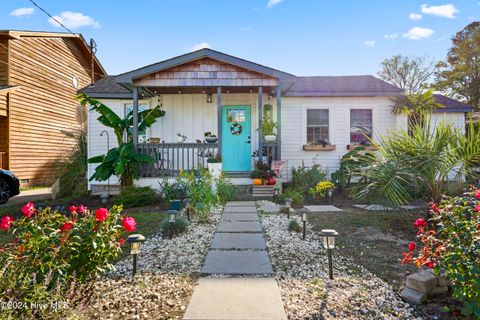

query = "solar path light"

[319,229,338,279]
[126,234,145,277]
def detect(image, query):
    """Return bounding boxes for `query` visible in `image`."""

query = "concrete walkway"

[0,187,51,208]
[184,201,286,320]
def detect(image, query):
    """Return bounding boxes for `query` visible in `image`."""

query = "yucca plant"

[77,93,166,188]
[351,117,480,205]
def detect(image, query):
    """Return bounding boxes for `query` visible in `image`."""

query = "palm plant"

[391,89,442,129]
[351,117,480,205]
[77,93,166,188]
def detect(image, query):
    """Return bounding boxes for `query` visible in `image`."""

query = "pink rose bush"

[0,203,137,308]
[402,187,480,317]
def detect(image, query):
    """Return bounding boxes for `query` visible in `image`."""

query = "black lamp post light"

[301,209,308,240]
[126,234,145,277]
[319,229,338,279]
[285,198,292,219]
[183,198,191,221]
[167,209,179,239]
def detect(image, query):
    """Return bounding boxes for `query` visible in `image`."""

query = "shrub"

[160,217,188,238]
[402,188,480,317]
[285,189,304,205]
[57,130,88,197]
[216,176,237,204]
[159,176,187,202]
[181,170,216,210]
[114,186,158,208]
[291,164,326,196]
[0,203,135,316]
[288,219,302,232]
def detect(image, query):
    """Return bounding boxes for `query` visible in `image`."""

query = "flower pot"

[205,137,218,143]
[264,135,276,142]
[169,199,181,211]
[207,162,222,178]
[252,178,263,186]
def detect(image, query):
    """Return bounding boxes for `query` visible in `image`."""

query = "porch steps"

[222,171,251,178]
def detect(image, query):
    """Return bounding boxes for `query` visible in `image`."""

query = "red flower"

[0,216,13,231]
[95,208,109,221]
[21,202,35,218]
[401,252,413,264]
[413,218,427,228]
[69,206,77,213]
[475,190,480,200]
[424,261,435,269]
[408,242,416,251]
[119,238,125,246]
[122,216,137,232]
[77,205,87,214]
[430,203,440,213]
[474,205,480,212]
[60,221,73,232]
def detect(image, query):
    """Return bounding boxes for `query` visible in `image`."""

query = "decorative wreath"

[230,122,242,135]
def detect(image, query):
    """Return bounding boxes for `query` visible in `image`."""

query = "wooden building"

[0,30,106,186]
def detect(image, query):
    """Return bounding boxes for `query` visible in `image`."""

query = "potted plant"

[309,181,335,200]
[176,132,187,143]
[207,154,222,178]
[204,132,218,143]
[262,117,277,142]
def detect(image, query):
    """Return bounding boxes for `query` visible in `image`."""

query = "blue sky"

[1,0,478,76]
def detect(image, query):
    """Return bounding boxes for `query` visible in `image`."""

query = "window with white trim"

[306,109,329,144]
[350,109,372,144]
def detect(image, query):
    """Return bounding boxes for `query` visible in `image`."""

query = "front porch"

[116,50,291,177]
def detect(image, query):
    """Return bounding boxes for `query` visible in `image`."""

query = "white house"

[80,49,473,192]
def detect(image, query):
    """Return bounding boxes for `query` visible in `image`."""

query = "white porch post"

[132,86,139,148]
[217,87,222,156]
[276,85,282,159]
[258,86,263,162]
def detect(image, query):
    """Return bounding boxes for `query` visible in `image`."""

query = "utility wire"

[27,0,74,34]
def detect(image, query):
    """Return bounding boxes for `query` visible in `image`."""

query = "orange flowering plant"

[402,188,480,317]
[0,203,136,304]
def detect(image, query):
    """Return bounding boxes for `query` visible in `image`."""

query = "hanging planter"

[264,135,277,142]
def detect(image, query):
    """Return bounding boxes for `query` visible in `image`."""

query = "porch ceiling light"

[319,229,339,279]
[126,234,145,277]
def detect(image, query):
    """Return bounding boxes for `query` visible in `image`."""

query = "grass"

[308,206,419,289]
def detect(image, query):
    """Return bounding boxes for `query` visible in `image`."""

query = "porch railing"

[137,143,219,177]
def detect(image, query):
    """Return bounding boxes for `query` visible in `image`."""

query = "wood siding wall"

[7,36,100,184]
[0,93,7,116]
[0,38,8,85]
[133,57,279,87]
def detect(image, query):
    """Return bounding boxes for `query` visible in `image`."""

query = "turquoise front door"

[222,106,251,172]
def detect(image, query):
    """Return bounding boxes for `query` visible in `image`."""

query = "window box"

[347,144,377,151]
[303,144,336,151]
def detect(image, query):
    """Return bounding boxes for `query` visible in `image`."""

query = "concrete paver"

[201,250,274,275]
[217,221,262,233]
[221,213,259,221]
[210,233,266,250]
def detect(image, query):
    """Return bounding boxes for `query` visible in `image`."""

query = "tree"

[77,93,166,188]
[390,89,442,128]
[434,22,480,111]
[378,54,437,94]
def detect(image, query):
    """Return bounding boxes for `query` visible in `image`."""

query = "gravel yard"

[80,207,222,320]
[261,213,422,320]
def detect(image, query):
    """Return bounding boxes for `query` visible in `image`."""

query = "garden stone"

[217,221,262,233]
[401,287,428,305]
[210,233,266,250]
[406,271,437,293]
[221,213,259,221]
[430,286,448,296]
[201,250,274,275]
[437,275,450,287]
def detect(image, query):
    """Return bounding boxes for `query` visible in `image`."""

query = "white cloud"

[189,42,211,52]
[421,4,458,19]
[403,27,435,40]
[48,11,100,29]
[267,0,283,8]
[10,7,34,17]
[364,40,376,47]
[409,12,423,20]
[384,33,399,39]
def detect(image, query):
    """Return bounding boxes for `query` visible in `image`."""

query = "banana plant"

[77,93,166,188]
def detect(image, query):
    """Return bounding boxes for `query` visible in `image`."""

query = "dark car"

[0,169,20,204]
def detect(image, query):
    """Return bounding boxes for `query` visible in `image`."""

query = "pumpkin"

[267,177,276,185]
[252,178,263,186]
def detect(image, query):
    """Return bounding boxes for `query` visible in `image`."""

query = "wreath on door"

[230,122,242,135]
